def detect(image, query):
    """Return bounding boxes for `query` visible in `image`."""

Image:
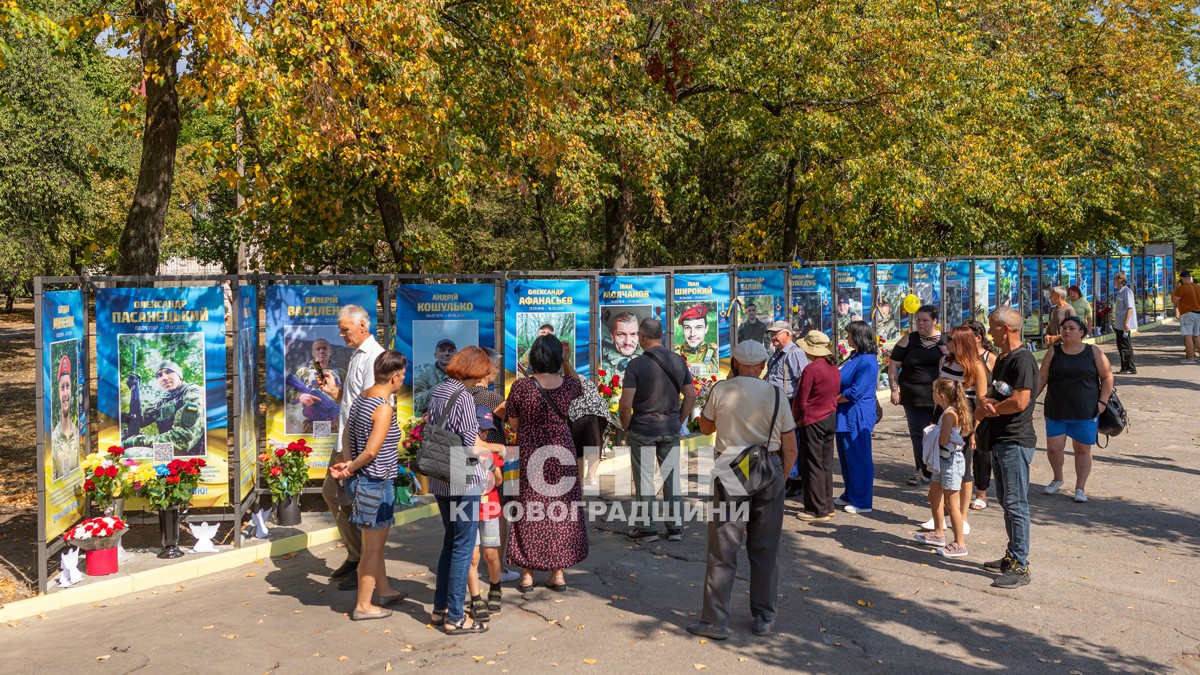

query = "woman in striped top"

[426,346,507,635]
[330,350,408,621]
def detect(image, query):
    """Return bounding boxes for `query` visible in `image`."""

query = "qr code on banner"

[153,443,175,462]
[312,421,332,439]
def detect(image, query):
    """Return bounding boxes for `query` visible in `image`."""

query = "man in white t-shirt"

[318,304,384,589]
[687,340,797,641]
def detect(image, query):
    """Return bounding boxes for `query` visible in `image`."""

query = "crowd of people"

[307,288,1147,636]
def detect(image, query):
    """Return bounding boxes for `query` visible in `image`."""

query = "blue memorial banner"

[266,285,378,479]
[599,275,667,379]
[673,272,731,379]
[96,286,228,507]
[505,278,592,392]
[912,263,942,318]
[236,287,258,501]
[944,260,972,329]
[1060,258,1078,290]
[41,290,86,541]
[790,266,833,338]
[999,259,1020,310]
[973,259,997,324]
[735,269,785,351]
[1153,256,1165,312]
[396,283,497,422]
[1079,259,1094,303]
[872,263,908,344]
[1165,255,1175,311]
[835,265,872,346]
[1134,256,1148,315]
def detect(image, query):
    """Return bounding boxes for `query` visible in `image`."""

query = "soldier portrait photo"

[791,291,824,336]
[283,329,348,435]
[674,302,720,377]
[835,290,863,339]
[516,312,574,376]
[118,332,207,459]
[600,307,647,378]
[49,344,81,480]
[411,319,479,415]
[873,283,905,343]
[736,295,773,350]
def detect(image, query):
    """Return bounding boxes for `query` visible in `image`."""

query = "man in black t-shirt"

[619,318,697,543]
[976,307,1039,589]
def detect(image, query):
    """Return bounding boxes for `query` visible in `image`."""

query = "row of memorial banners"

[38,254,1176,545]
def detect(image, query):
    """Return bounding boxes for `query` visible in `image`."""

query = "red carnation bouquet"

[64,515,127,550]
[262,439,312,503]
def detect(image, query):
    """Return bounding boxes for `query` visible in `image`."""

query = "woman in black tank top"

[887,305,943,486]
[1035,317,1114,503]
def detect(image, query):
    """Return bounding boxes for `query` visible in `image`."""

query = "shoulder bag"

[641,349,684,395]
[533,377,571,427]
[414,389,471,482]
[726,387,782,500]
[1096,384,1129,447]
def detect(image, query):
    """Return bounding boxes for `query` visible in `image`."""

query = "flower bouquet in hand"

[81,446,136,512]
[64,516,127,551]
[262,439,312,504]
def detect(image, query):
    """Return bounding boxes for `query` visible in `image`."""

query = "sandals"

[487,586,503,614]
[517,576,536,594]
[470,596,491,623]
[443,616,488,634]
[970,499,988,511]
[429,610,446,627]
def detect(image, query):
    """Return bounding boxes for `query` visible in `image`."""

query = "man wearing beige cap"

[687,340,797,640]
[765,319,808,498]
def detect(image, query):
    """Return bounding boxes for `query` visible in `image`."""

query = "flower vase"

[85,546,119,576]
[274,494,302,526]
[102,498,126,519]
[157,507,185,559]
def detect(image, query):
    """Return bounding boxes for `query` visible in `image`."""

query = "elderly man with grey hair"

[687,340,798,640]
[318,304,384,590]
[1044,285,1077,347]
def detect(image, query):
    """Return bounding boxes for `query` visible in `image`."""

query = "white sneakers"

[1074,489,1088,503]
[1044,480,1065,495]
[844,505,872,514]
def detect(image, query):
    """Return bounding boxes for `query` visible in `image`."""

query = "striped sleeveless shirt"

[347,396,401,480]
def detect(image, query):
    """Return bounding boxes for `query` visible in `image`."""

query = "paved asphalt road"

[6,325,1199,673]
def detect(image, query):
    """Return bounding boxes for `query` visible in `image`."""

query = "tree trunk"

[604,176,634,268]
[780,157,801,261]
[374,183,407,270]
[534,190,558,268]
[116,0,181,276]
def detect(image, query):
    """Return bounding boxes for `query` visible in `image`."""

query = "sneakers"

[993,565,1031,589]
[843,505,872,514]
[937,542,968,558]
[1074,489,1088,503]
[914,532,946,547]
[666,528,684,542]
[626,530,660,543]
[1043,480,1064,495]
[686,622,729,640]
[983,554,1015,572]
[833,497,849,506]
[1179,358,1199,364]
[906,473,930,486]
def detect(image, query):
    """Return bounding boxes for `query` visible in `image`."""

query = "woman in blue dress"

[836,321,880,514]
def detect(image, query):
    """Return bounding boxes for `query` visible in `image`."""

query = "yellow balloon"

[903,294,920,314]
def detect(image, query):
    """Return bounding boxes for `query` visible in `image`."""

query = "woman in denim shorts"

[330,351,408,620]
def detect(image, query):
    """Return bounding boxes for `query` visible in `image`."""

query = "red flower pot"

[85,546,119,576]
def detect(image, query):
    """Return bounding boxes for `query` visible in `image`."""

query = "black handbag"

[414,389,471,482]
[726,388,782,499]
[1096,385,1128,445]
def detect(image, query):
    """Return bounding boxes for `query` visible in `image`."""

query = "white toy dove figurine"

[250,506,272,539]
[189,522,219,553]
[57,547,83,588]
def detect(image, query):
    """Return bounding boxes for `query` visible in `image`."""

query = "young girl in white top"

[915,378,975,558]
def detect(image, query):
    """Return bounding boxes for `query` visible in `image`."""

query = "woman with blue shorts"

[1036,316,1114,503]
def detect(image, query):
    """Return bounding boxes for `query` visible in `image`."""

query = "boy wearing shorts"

[467,406,505,621]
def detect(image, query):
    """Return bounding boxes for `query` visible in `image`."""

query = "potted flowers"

[64,516,127,575]
[80,445,137,516]
[131,457,206,559]
[262,439,312,526]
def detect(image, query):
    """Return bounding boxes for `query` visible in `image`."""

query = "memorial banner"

[40,290,86,541]
[1165,255,1175,311]
[396,283,496,423]
[504,278,591,392]
[598,275,667,379]
[1134,256,1148,315]
[943,260,972,329]
[912,262,942,319]
[1038,258,1062,331]
[834,265,872,345]
[1153,256,1165,312]
[999,258,1020,310]
[790,266,833,338]
[266,285,378,479]
[672,272,731,379]
[872,263,908,344]
[96,286,229,507]
[973,259,997,324]
[735,269,785,350]
[236,287,258,502]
